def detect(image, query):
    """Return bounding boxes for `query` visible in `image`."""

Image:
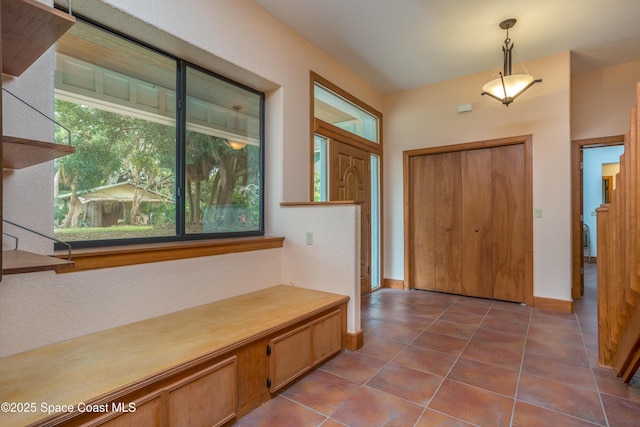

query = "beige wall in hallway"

[571,58,640,140]
[383,51,572,303]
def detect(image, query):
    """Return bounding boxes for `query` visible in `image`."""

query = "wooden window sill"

[54,236,285,273]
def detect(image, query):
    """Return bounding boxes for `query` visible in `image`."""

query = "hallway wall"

[384,51,572,303]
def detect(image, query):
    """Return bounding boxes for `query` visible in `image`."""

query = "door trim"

[570,135,624,300]
[310,72,383,294]
[330,140,371,294]
[404,134,534,306]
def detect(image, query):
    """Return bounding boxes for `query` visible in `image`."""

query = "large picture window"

[53,18,264,247]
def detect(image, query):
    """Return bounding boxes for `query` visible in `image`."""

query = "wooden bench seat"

[0,285,349,426]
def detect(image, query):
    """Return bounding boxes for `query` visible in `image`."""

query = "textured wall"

[571,58,640,140]
[0,0,371,357]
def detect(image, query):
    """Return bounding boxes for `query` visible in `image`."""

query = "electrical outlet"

[305,232,313,245]
[534,208,543,218]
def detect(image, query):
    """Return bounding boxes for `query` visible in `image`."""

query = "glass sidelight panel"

[370,154,381,289]
[313,134,329,202]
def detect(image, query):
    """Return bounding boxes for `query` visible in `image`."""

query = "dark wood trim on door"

[571,135,624,300]
[404,135,534,306]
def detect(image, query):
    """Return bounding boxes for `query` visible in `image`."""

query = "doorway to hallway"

[571,136,624,299]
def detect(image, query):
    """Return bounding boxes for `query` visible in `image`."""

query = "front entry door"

[330,140,371,295]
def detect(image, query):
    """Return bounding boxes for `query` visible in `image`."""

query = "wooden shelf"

[2,136,75,169]
[0,1,77,280]
[1,0,75,77]
[3,249,74,275]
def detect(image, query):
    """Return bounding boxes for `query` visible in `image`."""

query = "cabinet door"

[311,310,342,366]
[492,144,526,302]
[86,393,162,427]
[462,149,493,298]
[167,357,237,427]
[269,325,311,392]
[434,152,463,294]
[409,155,436,290]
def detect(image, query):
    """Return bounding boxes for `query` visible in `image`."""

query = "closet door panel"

[492,144,526,302]
[410,155,436,290]
[462,149,493,298]
[434,152,462,294]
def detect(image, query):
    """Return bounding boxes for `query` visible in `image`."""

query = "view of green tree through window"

[53,17,263,247]
[54,100,177,240]
[185,67,262,235]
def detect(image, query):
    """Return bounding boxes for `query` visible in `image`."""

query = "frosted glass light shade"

[227,140,247,150]
[482,74,540,106]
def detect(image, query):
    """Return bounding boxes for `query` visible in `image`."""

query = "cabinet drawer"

[311,309,342,366]
[85,393,162,427]
[269,325,312,392]
[269,309,344,393]
[167,356,237,427]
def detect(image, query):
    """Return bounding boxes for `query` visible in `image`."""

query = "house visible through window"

[53,17,264,247]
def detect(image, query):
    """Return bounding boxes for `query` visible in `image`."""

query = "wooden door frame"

[309,72,384,294]
[570,135,624,300]
[404,135,534,307]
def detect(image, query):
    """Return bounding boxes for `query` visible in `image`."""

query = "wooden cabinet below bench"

[0,286,349,426]
[269,309,342,393]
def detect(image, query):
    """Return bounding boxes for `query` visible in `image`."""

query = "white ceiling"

[252,0,640,95]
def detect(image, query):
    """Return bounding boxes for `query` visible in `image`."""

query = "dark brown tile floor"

[233,263,640,426]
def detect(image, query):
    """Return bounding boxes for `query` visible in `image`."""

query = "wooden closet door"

[492,144,526,302]
[434,152,462,294]
[462,149,493,298]
[409,155,436,290]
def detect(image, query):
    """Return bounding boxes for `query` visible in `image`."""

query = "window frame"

[309,71,384,292]
[53,12,265,250]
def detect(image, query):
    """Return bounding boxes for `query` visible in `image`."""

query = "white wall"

[276,204,361,333]
[3,49,55,255]
[0,0,374,357]
[0,251,283,357]
[383,52,572,303]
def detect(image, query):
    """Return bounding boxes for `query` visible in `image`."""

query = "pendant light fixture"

[227,105,247,150]
[481,18,541,106]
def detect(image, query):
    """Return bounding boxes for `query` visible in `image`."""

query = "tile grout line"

[408,296,463,426]
[370,292,473,426]
[410,296,495,426]
[389,294,459,426]
[320,293,457,427]
[508,304,534,427]
[510,306,609,427]
[575,295,611,427]
[277,394,334,426]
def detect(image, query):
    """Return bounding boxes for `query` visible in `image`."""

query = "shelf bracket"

[3,219,72,261]
[3,232,19,251]
[2,88,72,146]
